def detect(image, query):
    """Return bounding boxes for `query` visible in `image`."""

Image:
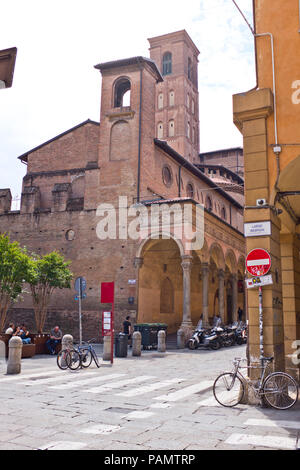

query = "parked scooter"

[235,322,248,345]
[188,320,208,350]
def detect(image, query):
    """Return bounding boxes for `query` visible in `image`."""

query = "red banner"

[101,282,115,304]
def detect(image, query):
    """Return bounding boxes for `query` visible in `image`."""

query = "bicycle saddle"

[263,357,274,362]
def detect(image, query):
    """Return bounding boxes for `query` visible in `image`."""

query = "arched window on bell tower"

[162,52,172,76]
[114,77,131,108]
[157,122,164,139]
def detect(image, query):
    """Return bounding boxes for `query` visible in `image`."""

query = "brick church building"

[0,31,245,340]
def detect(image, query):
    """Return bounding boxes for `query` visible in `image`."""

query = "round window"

[162,165,173,187]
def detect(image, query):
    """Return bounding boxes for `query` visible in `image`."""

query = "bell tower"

[92,57,163,206]
[148,30,200,163]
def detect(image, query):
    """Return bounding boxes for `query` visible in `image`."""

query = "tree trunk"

[0,295,11,332]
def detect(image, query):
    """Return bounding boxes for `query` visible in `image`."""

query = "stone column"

[181,255,193,332]
[134,257,144,323]
[280,233,300,381]
[233,88,285,374]
[232,273,238,323]
[201,263,210,327]
[218,269,225,324]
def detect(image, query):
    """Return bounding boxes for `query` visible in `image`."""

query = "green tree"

[28,252,73,333]
[0,234,34,331]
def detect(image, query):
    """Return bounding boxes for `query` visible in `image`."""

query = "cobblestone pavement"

[0,345,299,451]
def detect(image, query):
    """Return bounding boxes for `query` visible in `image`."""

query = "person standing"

[123,316,132,344]
[238,307,244,323]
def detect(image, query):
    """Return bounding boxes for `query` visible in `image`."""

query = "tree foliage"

[27,252,73,333]
[0,234,34,331]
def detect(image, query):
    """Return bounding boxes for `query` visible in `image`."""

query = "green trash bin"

[134,324,168,350]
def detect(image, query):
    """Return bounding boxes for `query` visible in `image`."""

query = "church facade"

[0,31,245,340]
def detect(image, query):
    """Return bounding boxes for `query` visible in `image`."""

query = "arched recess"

[136,232,185,259]
[225,249,238,274]
[209,242,225,270]
[114,77,131,108]
[110,120,131,161]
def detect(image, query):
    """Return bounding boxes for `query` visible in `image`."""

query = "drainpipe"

[137,61,143,204]
[232,0,282,192]
[178,166,182,197]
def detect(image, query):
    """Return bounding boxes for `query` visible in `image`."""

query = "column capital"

[181,255,193,271]
[134,257,144,269]
[218,269,225,279]
[201,262,209,274]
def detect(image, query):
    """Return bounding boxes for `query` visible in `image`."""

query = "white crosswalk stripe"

[85,376,156,394]
[20,372,100,386]
[38,441,87,450]
[154,381,212,402]
[225,433,298,450]
[0,369,59,383]
[80,424,122,435]
[244,418,300,431]
[116,378,185,398]
[197,394,222,407]
[123,411,154,420]
[49,373,126,390]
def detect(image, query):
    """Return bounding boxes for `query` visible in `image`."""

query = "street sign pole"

[258,286,264,367]
[246,249,272,369]
[79,280,82,346]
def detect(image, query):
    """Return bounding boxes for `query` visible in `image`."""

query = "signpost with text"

[101,282,115,364]
[246,249,272,365]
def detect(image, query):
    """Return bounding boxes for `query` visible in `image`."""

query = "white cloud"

[0,0,255,197]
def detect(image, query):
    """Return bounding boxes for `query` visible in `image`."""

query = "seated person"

[46,326,63,355]
[5,323,15,335]
[19,325,31,345]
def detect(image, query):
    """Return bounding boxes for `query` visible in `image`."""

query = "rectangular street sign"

[246,275,273,289]
[102,311,112,336]
[244,221,272,238]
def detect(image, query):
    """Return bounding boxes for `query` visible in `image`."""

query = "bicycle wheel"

[263,373,299,410]
[68,350,81,370]
[57,350,71,370]
[213,373,244,407]
[80,350,93,368]
[92,351,101,369]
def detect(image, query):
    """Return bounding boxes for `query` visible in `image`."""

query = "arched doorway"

[137,237,183,333]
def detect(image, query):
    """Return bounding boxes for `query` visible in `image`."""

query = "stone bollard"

[62,334,73,350]
[7,336,22,375]
[0,340,5,374]
[177,329,185,350]
[103,336,112,361]
[61,334,74,368]
[132,331,142,357]
[158,330,166,353]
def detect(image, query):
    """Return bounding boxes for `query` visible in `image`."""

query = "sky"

[0,0,255,202]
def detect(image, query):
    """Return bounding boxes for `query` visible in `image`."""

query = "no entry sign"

[246,249,271,277]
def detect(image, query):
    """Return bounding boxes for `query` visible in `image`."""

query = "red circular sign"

[246,249,271,277]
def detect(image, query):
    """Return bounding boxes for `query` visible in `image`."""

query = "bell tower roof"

[94,56,163,83]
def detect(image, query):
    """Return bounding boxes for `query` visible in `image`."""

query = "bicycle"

[76,339,101,370]
[57,347,79,371]
[57,339,100,371]
[213,357,299,410]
